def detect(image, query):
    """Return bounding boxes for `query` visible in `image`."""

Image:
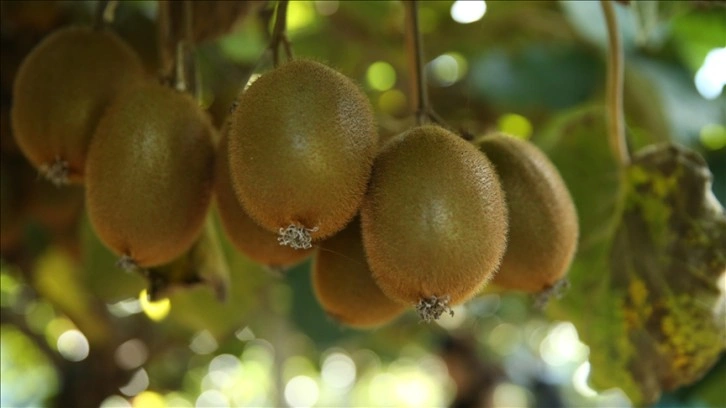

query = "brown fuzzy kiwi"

[313,218,406,328]
[215,131,313,267]
[228,59,378,249]
[11,26,145,185]
[85,82,215,269]
[361,125,508,322]
[476,133,578,293]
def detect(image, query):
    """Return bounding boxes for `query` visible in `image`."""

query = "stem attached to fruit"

[601,0,631,167]
[403,2,474,140]
[404,1,429,126]
[158,0,198,97]
[416,295,454,323]
[269,0,293,67]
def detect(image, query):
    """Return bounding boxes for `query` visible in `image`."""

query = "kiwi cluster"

[8,20,579,328]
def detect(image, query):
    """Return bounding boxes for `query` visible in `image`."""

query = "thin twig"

[269,0,292,67]
[94,0,118,30]
[404,1,429,125]
[601,0,630,167]
[157,0,198,96]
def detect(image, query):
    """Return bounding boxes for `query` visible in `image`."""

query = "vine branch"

[269,0,292,67]
[404,0,429,126]
[94,0,118,30]
[157,0,198,97]
[601,0,630,167]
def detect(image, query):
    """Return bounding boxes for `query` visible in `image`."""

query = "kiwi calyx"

[116,254,142,273]
[277,224,318,250]
[416,295,455,323]
[39,157,70,187]
[533,278,571,310]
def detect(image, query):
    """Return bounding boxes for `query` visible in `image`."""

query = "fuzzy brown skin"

[215,133,313,266]
[477,134,579,293]
[11,26,145,183]
[228,59,378,241]
[313,219,406,328]
[85,83,215,268]
[361,125,508,306]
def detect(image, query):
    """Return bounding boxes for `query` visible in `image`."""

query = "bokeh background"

[1,1,724,407]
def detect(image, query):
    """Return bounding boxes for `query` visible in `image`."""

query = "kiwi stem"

[278,224,318,250]
[269,0,292,67]
[40,157,70,187]
[601,0,630,167]
[416,295,454,323]
[94,0,118,30]
[403,1,430,126]
[157,0,198,97]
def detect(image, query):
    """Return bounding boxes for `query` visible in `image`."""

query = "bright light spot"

[700,123,726,151]
[714,270,726,320]
[540,322,588,366]
[369,372,397,405]
[498,113,533,140]
[45,317,75,346]
[208,354,241,390]
[139,289,170,322]
[243,74,261,92]
[115,339,148,370]
[190,330,218,355]
[235,326,255,341]
[314,0,339,16]
[119,368,149,397]
[450,0,487,24]
[367,61,397,92]
[107,298,142,317]
[165,393,193,408]
[287,1,316,33]
[56,330,89,362]
[695,47,726,100]
[242,340,275,369]
[395,374,431,407]
[196,390,229,408]
[428,54,459,86]
[378,89,407,116]
[321,352,356,389]
[132,391,165,408]
[99,395,132,408]
[284,375,319,407]
[492,383,530,408]
[435,304,467,329]
[283,355,317,382]
[572,362,598,397]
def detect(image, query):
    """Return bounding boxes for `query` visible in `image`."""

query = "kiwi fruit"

[228,59,378,249]
[476,133,578,293]
[313,218,406,328]
[215,131,313,267]
[11,26,145,185]
[361,125,508,322]
[85,82,215,269]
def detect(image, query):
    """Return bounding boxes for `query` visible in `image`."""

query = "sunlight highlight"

[695,47,726,100]
[450,0,487,24]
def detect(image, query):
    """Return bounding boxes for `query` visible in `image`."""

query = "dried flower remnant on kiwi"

[277,224,319,249]
[416,295,455,323]
[116,254,141,273]
[40,156,70,187]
